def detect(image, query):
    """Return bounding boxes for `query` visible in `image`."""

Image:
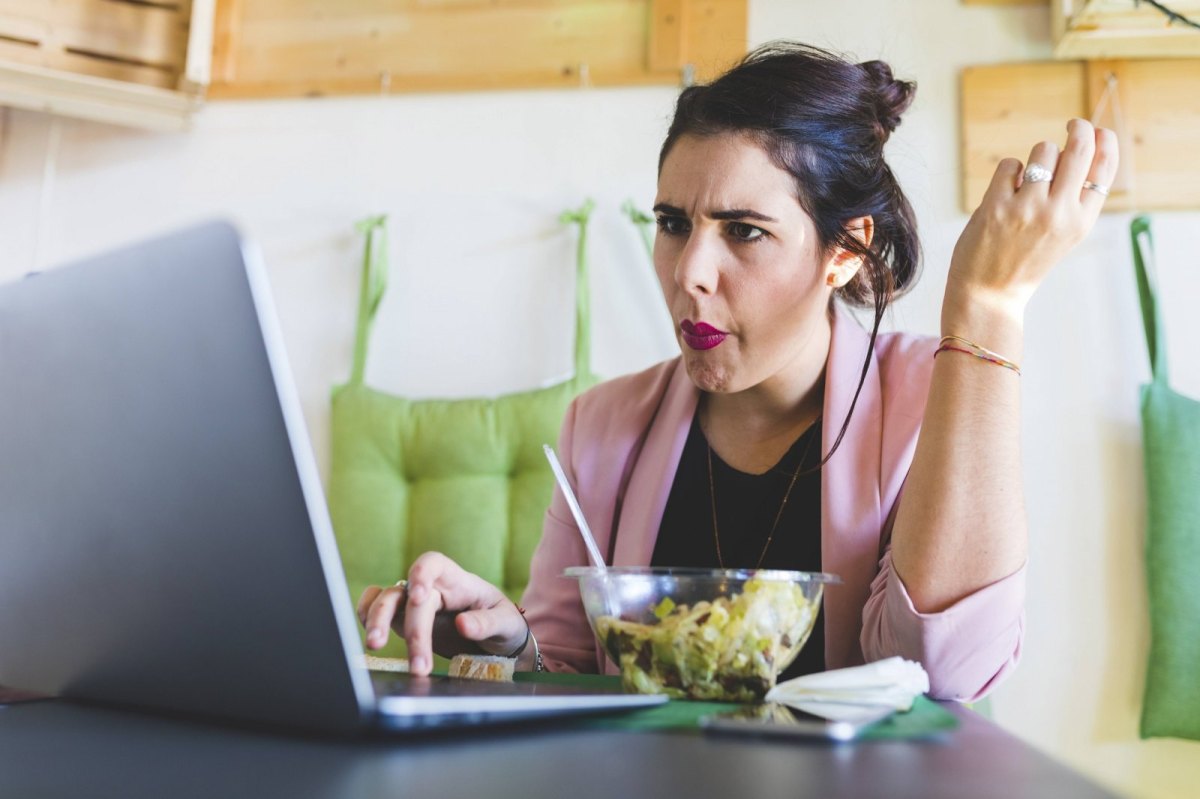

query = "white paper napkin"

[765,657,930,724]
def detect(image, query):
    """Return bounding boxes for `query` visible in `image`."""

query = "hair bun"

[859,60,916,142]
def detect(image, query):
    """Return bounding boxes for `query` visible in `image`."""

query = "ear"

[825,216,874,288]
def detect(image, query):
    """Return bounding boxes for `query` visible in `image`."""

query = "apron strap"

[559,199,595,380]
[350,215,389,386]
[1131,215,1168,384]
[622,200,655,261]
[351,206,595,385]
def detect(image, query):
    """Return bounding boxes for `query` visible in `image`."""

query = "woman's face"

[653,132,837,397]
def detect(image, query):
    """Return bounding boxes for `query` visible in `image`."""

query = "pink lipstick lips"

[680,319,727,351]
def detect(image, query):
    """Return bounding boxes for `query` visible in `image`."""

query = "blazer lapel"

[611,360,698,567]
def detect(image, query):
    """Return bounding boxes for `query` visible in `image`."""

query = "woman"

[357,42,1117,701]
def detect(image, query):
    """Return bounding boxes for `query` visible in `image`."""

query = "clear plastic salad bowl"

[564,566,839,703]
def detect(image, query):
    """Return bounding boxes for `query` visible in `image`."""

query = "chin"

[682,353,734,394]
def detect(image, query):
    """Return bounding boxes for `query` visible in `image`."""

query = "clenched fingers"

[402,567,447,675]
[402,552,509,676]
[361,581,407,650]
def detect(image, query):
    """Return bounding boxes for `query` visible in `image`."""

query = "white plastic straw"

[542,444,606,569]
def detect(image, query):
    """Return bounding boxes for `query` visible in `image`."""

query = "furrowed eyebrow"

[651,203,777,224]
[710,209,778,223]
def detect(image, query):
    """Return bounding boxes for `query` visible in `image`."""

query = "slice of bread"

[448,653,515,682]
[363,654,410,673]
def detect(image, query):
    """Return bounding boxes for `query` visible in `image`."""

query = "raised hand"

[946,118,1119,321]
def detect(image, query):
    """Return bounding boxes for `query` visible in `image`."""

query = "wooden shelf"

[1052,0,1200,59]
[0,1,746,124]
[965,1,1200,59]
[209,0,747,99]
[0,0,214,131]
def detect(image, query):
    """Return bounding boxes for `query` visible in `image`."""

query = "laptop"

[0,220,664,735]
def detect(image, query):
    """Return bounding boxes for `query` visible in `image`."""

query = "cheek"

[652,247,677,295]
[740,268,826,331]
[653,266,673,302]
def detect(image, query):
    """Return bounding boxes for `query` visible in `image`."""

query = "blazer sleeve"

[517,398,602,674]
[863,334,1025,702]
[860,512,1026,702]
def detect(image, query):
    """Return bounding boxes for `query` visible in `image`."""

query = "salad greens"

[596,578,818,702]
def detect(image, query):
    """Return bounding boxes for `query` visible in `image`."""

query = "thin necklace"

[707,424,819,570]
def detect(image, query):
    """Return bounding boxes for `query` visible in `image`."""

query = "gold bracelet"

[936,335,1021,375]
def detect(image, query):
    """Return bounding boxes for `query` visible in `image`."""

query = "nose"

[671,228,719,297]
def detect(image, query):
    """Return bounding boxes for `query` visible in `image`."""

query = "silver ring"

[1023,163,1054,184]
[394,579,408,592]
[1082,180,1110,197]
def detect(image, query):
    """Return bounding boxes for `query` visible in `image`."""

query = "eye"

[656,215,690,236]
[728,222,766,243]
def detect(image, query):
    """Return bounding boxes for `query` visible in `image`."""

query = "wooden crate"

[1052,0,1200,59]
[0,0,215,130]
[209,0,747,98]
[961,59,1200,212]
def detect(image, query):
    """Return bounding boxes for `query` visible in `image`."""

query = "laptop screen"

[0,222,374,733]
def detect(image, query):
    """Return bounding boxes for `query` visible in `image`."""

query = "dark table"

[0,697,1121,799]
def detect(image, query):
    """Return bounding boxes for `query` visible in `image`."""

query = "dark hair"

[658,41,920,465]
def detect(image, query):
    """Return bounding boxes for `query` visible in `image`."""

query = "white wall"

[2,1,1198,796]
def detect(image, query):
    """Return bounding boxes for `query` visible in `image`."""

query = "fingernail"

[367,630,383,647]
[409,584,426,603]
[412,655,428,674]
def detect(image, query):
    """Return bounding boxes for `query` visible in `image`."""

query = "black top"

[651,414,825,680]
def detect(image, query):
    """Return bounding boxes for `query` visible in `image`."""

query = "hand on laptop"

[357,552,529,677]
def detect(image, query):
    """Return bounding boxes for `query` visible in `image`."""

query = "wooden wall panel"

[962,60,1200,212]
[208,0,747,98]
[1087,59,1200,208]
[962,62,1085,212]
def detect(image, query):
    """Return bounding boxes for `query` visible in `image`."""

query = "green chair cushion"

[329,375,594,607]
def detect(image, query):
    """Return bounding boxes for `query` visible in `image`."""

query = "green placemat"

[512,672,959,739]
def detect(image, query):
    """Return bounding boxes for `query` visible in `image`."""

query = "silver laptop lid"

[0,221,376,733]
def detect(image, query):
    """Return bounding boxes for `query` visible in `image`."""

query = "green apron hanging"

[328,202,599,656]
[1132,215,1200,741]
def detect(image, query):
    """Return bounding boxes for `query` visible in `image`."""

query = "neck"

[700,311,832,473]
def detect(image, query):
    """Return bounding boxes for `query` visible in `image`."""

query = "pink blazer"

[521,305,1025,701]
